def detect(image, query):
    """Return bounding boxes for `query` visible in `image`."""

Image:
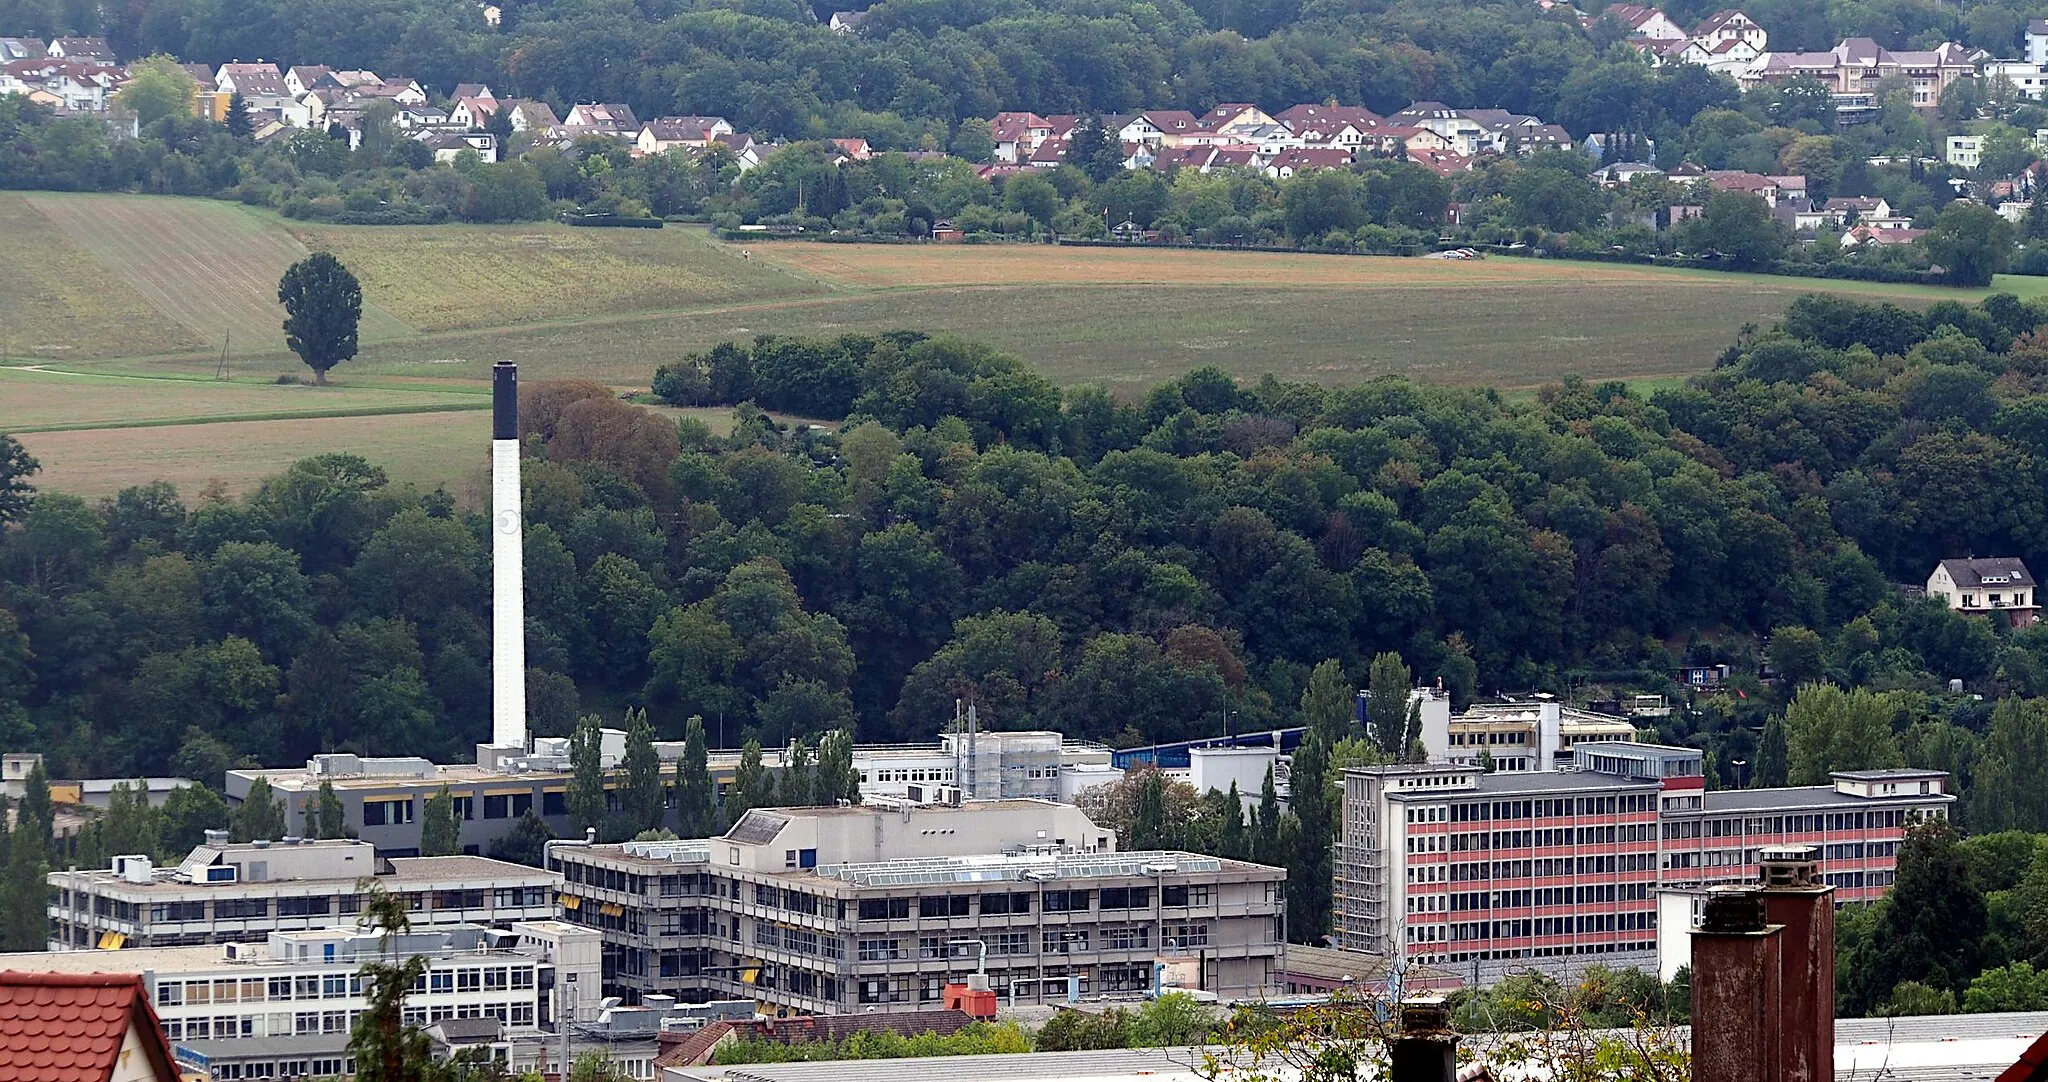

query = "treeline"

[7,293,2048,786]
[1830,820,2048,1018]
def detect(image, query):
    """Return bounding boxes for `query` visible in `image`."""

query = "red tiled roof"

[1999,1029,2048,1082]
[0,971,179,1082]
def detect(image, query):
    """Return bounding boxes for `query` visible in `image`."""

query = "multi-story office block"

[0,921,597,1080]
[48,836,558,951]
[552,799,1287,1014]
[1336,742,1952,983]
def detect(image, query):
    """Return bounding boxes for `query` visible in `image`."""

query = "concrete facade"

[551,800,1287,1015]
[48,839,558,951]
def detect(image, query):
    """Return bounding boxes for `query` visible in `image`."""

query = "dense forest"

[5,288,2048,791]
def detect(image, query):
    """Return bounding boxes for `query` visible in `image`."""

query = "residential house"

[1843,224,1925,246]
[2032,19,2048,66]
[1823,195,1891,221]
[1027,138,1069,167]
[1947,134,1984,169]
[1704,169,1785,202]
[0,37,45,62]
[1407,146,1474,176]
[1742,38,1977,107]
[501,99,559,132]
[712,131,769,170]
[1767,174,1808,202]
[391,103,452,129]
[1274,102,1382,149]
[357,78,428,106]
[1196,102,1277,133]
[1455,109,1575,155]
[449,82,494,102]
[1676,36,1763,76]
[1927,558,2040,628]
[634,115,733,154]
[450,95,498,128]
[0,971,182,1082]
[990,111,1052,163]
[1692,9,1766,51]
[1606,3,1687,40]
[321,69,383,89]
[829,9,869,32]
[1264,147,1351,177]
[1595,161,1664,185]
[45,36,114,65]
[829,136,873,162]
[213,62,287,98]
[1368,124,1455,156]
[420,130,498,163]
[561,101,640,136]
[1983,58,2048,101]
[4,60,116,112]
[179,63,216,91]
[1120,110,1202,146]
[1387,102,1491,156]
[283,65,331,96]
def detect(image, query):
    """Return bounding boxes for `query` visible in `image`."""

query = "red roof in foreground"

[0,971,181,1082]
[2000,1028,2048,1082]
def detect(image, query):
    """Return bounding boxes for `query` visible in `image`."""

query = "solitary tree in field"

[278,252,362,385]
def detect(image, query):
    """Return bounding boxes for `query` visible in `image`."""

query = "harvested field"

[0,194,207,359]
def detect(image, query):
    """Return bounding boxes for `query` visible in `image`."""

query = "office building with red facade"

[1334,742,1951,982]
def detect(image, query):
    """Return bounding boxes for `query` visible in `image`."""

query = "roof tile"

[0,971,178,1082]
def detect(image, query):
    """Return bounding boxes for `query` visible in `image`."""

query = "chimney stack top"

[1760,844,1824,890]
[1700,886,1768,933]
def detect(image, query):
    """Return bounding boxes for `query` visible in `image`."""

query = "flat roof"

[1382,771,1653,799]
[1273,944,1458,986]
[385,855,558,881]
[55,853,553,892]
[1832,768,1948,780]
[1696,786,1957,814]
[0,946,225,974]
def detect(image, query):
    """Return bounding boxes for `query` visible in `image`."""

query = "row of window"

[1447,825,1656,851]
[1448,795,1657,822]
[1448,854,1657,881]
[855,885,1193,921]
[1444,883,1650,911]
[1448,912,1655,941]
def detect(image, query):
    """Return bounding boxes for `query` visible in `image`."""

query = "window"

[1105,926,1150,950]
[857,938,903,961]
[151,901,206,922]
[1161,885,1212,908]
[277,896,330,917]
[541,791,565,816]
[1163,924,1209,950]
[988,932,1031,955]
[1043,930,1090,953]
[919,895,971,918]
[362,799,414,826]
[217,898,269,919]
[857,898,911,921]
[1099,887,1151,909]
[981,892,1031,915]
[1043,890,1091,913]
[482,795,510,819]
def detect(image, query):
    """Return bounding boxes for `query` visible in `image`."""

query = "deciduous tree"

[277,252,362,385]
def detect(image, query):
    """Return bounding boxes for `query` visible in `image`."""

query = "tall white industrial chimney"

[491,361,527,750]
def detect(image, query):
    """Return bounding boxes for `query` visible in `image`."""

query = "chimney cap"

[1398,996,1453,1036]
[1699,885,1768,933]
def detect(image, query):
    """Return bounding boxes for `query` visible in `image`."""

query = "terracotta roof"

[0,971,179,1082]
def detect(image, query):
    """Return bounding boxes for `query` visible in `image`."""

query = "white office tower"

[492,361,526,750]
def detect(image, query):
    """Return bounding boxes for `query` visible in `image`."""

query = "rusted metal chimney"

[1690,885,1784,1082]
[1389,996,1457,1082]
[1759,845,1834,1082]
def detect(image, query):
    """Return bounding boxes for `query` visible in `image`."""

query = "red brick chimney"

[1690,886,1784,1082]
[1759,845,1835,1082]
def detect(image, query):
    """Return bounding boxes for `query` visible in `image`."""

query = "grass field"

[288,220,823,332]
[22,193,414,353]
[8,193,2043,495]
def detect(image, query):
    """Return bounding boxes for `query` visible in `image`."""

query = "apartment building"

[1335,742,1951,982]
[226,730,1116,856]
[552,799,1287,1015]
[0,920,597,1080]
[48,836,558,951]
